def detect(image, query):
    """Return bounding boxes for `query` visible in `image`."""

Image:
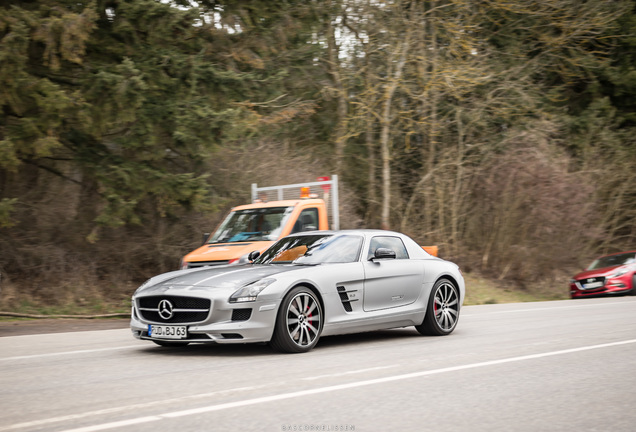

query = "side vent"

[337,286,359,312]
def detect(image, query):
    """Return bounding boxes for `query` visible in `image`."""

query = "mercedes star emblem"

[158,299,174,320]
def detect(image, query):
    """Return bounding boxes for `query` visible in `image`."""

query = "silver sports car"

[130,230,465,353]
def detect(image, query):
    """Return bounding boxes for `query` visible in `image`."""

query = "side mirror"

[201,233,210,245]
[248,251,261,262]
[371,248,396,261]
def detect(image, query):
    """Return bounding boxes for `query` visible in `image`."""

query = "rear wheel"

[271,286,323,353]
[416,278,460,336]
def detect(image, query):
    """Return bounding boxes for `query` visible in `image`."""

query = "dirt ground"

[0,318,130,337]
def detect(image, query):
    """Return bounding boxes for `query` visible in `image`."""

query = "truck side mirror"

[201,233,210,245]
[248,251,260,262]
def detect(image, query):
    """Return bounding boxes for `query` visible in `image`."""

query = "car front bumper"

[130,298,280,344]
[569,282,633,298]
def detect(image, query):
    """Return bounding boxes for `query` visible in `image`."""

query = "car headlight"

[608,269,628,279]
[230,278,275,303]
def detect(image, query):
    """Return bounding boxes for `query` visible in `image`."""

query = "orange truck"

[180,176,437,269]
[180,177,340,269]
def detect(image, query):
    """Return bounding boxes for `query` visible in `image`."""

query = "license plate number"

[148,325,187,339]
[582,281,603,289]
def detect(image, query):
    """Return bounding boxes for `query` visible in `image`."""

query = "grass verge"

[463,272,569,305]
[0,272,569,320]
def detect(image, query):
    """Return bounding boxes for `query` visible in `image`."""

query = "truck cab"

[180,178,337,269]
[181,199,329,269]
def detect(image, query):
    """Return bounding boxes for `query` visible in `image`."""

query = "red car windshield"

[587,252,636,270]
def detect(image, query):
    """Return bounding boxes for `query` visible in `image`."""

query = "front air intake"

[231,308,253,321]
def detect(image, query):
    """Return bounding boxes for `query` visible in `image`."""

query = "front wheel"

[416,278,460,336]
[271,286,323,353]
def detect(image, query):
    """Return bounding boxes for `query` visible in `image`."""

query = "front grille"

[139,296,210,309]
[137,295,211,324]
[579,276,604,284]
[576,276,606,291]
[231,308,252,321]
[142,311,209,324]
[187,260,230,269]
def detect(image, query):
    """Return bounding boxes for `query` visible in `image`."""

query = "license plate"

[582,281,603,289]
[148,325,187,339]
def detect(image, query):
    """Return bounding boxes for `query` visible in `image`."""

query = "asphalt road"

[1,297,635,432]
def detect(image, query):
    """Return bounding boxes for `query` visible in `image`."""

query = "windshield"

[255,234,363,265]
[209,206,293,243]
[587,252,636,270]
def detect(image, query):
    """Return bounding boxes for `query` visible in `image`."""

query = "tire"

[630,274,636,296]
[270,286,323,353]
[416,278,460,336]
[152,340,190,347]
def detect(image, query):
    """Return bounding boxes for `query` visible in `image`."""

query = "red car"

[570,251,636,298]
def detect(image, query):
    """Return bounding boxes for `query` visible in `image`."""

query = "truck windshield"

[208,206,294,243]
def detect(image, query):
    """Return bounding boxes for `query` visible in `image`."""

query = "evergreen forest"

[1,0,636,312]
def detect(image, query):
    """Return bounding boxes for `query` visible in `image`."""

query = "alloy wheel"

[286,292,321,348]
[433,280,459,331]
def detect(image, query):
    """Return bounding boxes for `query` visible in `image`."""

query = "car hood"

[573,265,625,280]
[135,264,303,295]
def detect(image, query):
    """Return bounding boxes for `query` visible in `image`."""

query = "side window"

[367,236,409,260]
[291,208,319,233]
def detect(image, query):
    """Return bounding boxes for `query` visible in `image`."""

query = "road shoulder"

[0,318,130,337]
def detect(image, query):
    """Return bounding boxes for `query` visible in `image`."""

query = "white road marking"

[47,338,636,432]
[0,385,267,432]
[64,417,161,432]
[462,299,636,317]
[0,346,139,362]
[301,365,398,381]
